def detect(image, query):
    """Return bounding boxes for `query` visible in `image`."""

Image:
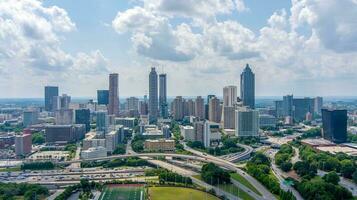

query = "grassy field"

[218,183,254,200]
[230,172,261,196]
[148,187,219,200]
[100,184,145,200]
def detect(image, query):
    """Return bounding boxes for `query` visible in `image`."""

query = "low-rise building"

[81,146,107,159]
[115,117,135,128]
[259,114,276,128]
[144,139,175,152]
[180,125,195,142]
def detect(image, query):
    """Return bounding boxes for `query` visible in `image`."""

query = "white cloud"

[112,7,201,61]
[143,0,236,18]
[290,0,357,52]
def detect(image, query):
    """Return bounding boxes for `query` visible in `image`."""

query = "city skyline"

[1,0,357,98]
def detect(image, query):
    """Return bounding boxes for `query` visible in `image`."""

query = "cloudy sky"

[0,0,357,98]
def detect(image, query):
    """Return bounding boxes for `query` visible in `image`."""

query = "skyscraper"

[97,90,109,105]
[75,109,91,132]
[314,97,323,115]
[223,86,237,107]
[159,73,168,118]
[45,86,59,112]
[194,96,205,120]
[222,86,237,127]
[283,95,293,117]
[209,97,221,123]
[108,73,119,116]
[235,107,259,137]
[322,109,347,143]
[96,111,108,134]
[205,95,216,120]
[172,96,184,121]
[149,67,158,123]
[240,64,255,109]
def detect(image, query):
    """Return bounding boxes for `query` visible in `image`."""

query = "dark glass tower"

[240,64,255,109]
[322,109,347,143]
[108,73,119,116]
[75,109,91,132]
[159,74,168,118]
[97,90,109,105]
[149,67,158,123]
[44,86,59,112]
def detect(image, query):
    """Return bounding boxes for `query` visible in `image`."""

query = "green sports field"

[148,187,219,200]
[100,184,146,200]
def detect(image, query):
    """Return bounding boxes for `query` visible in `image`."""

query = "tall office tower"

[240,64,255,109]
[274,100,283,118]
[60,94,71,109]
[223,106,235,129]
[194,121,205,143]
[194,96,205,120]
[223,86,237,106]
[203,121,221,148]
[205,95,216,120]
[222,86,237,126]
[108,73,119,116]
[209,97,221,123]
[172,96,184,121]
[55,109,73,125]
[96,111,108,134]
[293,98,314,122]
[159,74,168,118]
[314,97,323,115]
[283,95,294,117]
[125,97,139,112]
[23,110,39,127]
[149,67,158,123]
[186,99,195,116]
[15,134,32,156]
[75,109,91,132]
[235,107,259,137]
[97,90,109,105]
[322,109,347,143]
[45,86,59,111]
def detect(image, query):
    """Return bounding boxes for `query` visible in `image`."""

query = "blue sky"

[0,0,357,98]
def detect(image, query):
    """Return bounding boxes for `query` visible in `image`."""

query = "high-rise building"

[222,86,237,127]
[15,134,32,156]
[223,86,237,107]
[52,94,71,111]
[235,107,259,137]
[97,90,109,105]
[203,121,221,148]
[194,121,205,143]
[205,95,215,120]
[45,125,84,143]
[60,94,71,109]
[44,86,59,112]
[149,68,158,123]
[223,106,235,129]
[159,74,168,118]
[274,100,283,118]
[172,96,184,121]
[96,111,108,134]
[282,95,294,117]
[314,97,323,115]
[75,109,91,132]
[185,99,195,116]
[194,96,205,120]
[23,110,39,127]
[125,97,139,112]
[108,73,119,116]
[293,98,314,122]
[55,109,73,125]
[322,109,347,143]
[240,64,255,109]
[209,97,221,123]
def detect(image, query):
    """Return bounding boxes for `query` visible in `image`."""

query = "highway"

[183,143,277,200]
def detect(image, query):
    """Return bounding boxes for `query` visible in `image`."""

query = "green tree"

[323,171,340,185]
[340,160,355,178]
[31,132,45,145]
[201,163,230,185]
[352,170,357,184]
